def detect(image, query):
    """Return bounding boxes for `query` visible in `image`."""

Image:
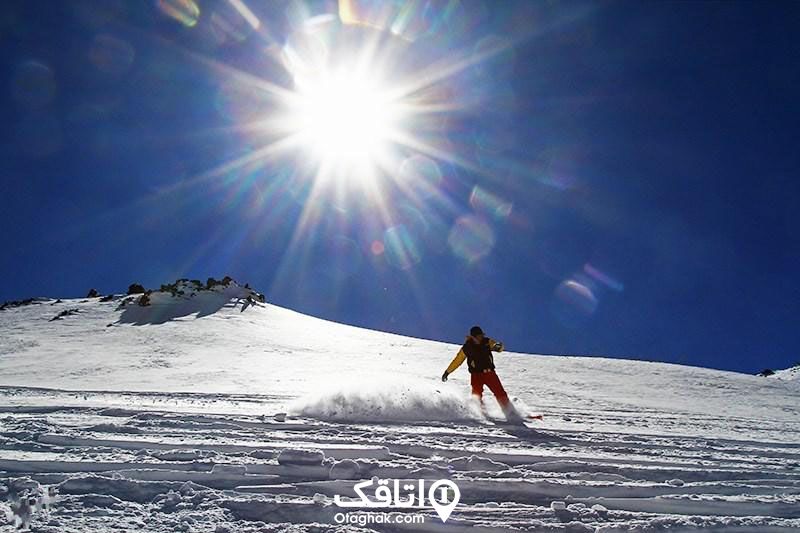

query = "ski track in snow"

[0,296,799,532]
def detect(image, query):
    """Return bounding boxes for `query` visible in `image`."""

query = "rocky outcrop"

[114,277,266,324]
[50,309,80,321]
[0,298,47,311]
[127,283,146,295]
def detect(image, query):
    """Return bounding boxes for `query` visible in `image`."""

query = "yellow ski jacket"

[445,336,504,375]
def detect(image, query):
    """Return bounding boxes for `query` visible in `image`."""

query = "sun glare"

[300,75,393,159]
[293,71,399,168]
[225,9,515,206]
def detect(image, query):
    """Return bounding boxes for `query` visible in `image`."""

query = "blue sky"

[2,0,798,374]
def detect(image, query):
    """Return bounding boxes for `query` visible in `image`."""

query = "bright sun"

[289,69,401,176]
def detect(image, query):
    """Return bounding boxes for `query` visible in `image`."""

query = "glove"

[441,371,449,382]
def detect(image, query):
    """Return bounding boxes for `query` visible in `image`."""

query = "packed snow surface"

[0,294,799,532]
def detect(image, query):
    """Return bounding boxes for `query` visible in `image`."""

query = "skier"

[441,326,519,420]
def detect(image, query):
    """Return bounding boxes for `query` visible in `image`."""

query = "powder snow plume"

[291,378,482,422]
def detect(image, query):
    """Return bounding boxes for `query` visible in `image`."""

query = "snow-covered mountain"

[1,285,799,531]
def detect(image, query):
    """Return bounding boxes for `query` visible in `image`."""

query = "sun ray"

[386,39,515,102]
[225,0,260,30]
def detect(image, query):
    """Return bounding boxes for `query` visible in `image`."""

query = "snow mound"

[292,379,482,422]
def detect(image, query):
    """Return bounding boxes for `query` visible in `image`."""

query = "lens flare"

[552,278,599,328]
[157,0,200,27]
[448,215,495,262]
[384,225,422,270]
[88,34,135,76]
[12,61,56,109]
[398,155,443,199]
[469,185,512,219]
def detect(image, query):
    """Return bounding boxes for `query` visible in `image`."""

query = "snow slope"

[1,294,799,531]
[771,365,800,382]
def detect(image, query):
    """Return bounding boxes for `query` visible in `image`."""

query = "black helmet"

[470,325,484,337]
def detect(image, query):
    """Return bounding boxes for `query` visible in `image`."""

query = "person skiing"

[442,326,518,420]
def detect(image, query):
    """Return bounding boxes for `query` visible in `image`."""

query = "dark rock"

[757,369,775,377]
[86,288,100,298]
[127,283,146,295]
[50,308,80,322]
[99,294,115,302]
